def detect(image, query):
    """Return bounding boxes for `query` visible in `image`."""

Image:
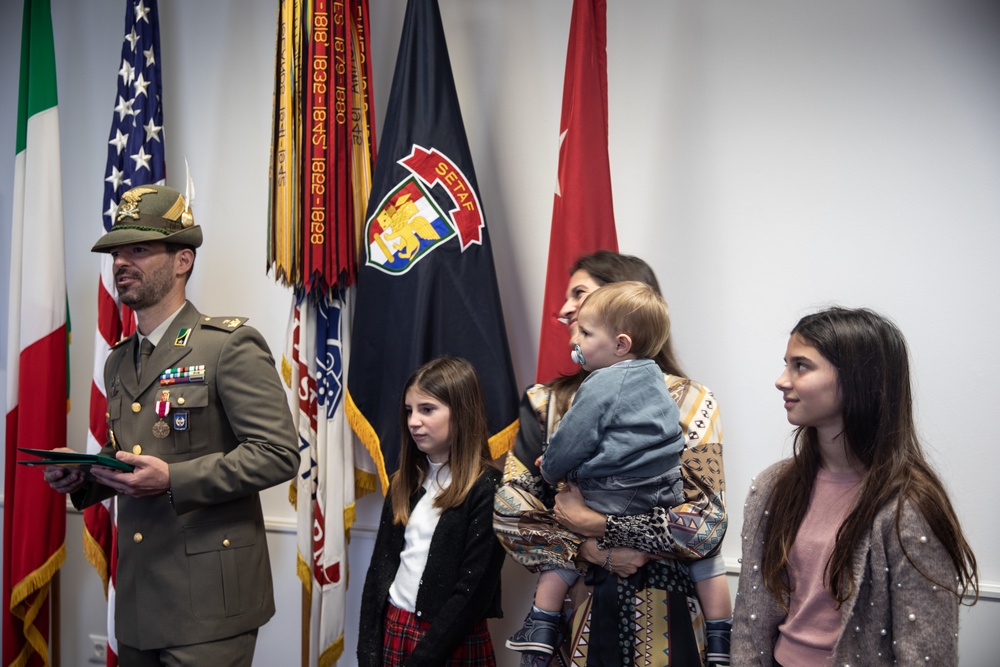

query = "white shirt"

[388,460,452,612]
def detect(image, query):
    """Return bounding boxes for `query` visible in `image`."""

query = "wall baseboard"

[14,496,1000,601]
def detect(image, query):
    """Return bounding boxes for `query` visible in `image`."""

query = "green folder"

[17,447,135,472]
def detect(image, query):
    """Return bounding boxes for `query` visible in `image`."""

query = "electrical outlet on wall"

[88,634,107,664]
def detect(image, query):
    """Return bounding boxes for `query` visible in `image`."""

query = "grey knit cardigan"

[732,460,964,666]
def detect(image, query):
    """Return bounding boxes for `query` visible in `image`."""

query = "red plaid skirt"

[383,602,496,666]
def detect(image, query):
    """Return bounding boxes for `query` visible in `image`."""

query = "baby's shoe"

[705,616,732,666]
[506,609,562,656]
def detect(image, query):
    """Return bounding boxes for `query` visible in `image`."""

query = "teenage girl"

[358,356,505,667]
[732,307,978,665]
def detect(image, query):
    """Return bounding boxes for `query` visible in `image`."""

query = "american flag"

[83,1,165,663]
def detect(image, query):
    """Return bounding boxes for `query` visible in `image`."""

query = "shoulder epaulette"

[200,316,249,332]
[112,337,131,350]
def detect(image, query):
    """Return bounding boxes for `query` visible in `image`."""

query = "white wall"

[2,1,998,665]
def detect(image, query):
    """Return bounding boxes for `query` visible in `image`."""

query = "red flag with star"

[535,0,618,384]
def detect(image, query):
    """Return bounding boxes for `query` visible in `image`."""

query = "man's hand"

[89,452,170,498]
[42,448,88,494]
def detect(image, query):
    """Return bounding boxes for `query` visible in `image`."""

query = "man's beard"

[117,263,174,310]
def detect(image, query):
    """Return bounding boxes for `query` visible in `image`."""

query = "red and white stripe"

[83,251,134,664]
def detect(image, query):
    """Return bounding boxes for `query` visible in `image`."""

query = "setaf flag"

[346,0,518,492]
[83,1,166,664]
[535,0,618,384]
[3,0,68,664]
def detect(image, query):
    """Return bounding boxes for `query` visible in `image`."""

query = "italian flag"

[3,0,68,665]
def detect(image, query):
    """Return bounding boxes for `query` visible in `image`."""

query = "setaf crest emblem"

[364,144,485,275]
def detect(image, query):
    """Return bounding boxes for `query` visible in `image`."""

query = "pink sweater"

[734,460,963,665]
[773,467,862,667]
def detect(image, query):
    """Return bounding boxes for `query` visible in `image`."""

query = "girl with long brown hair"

[358,357,505,666]
[732,307,978,665]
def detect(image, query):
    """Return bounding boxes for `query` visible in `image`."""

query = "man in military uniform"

[44,184,298,666]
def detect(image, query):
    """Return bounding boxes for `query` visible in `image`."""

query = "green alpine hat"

[91,184,203,252]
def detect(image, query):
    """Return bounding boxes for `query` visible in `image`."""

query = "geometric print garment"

[497,374,727,666]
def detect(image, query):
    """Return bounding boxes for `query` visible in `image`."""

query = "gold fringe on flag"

[318,636,345,667]
[354,468,378,498]
[82,526,111,597]
[9,545,66,667]
[346,388,389,495]
[295,553,348,667]
[488,418,520,461]
[296,550,313,594]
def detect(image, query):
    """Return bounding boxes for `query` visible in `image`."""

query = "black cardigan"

[357,466,505,666]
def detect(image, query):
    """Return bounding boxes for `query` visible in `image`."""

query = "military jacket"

[73,301,298,650]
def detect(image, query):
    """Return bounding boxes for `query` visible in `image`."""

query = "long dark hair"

[390,356,494,525]
[761,307,978,608]
[548,250,684,414]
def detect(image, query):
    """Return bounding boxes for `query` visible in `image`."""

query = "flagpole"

[52,570,61,667]
[301,589,309,667]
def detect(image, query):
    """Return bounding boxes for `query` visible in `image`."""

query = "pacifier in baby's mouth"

[571,344,586,366]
